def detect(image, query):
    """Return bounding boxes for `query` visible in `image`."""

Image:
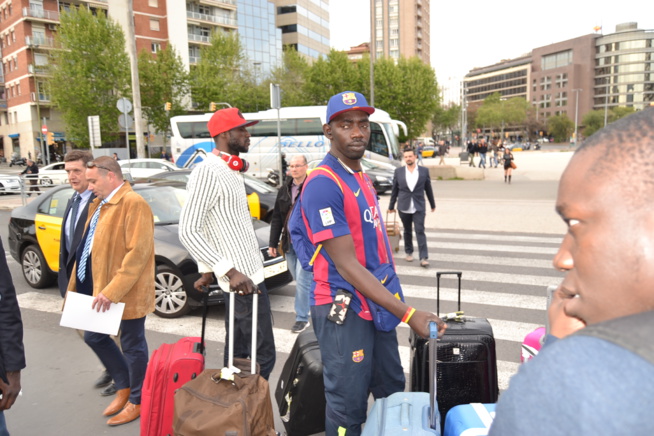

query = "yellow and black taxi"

[144,170,277,223]
[7,180,292,318]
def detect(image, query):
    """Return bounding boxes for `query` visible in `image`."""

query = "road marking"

[425,230,563,245]
[395,265,561,287]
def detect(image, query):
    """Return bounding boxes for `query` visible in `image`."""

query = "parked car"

[145,169,278,223]
[307,157,394,194]
[0,174,22,194]
[421,145,436,158]
[37,162,69,185]
[7,181,292,318]
[118,158,179,179]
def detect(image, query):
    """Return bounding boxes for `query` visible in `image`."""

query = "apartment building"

[371,0,429,64]
[272,0,330,60]
[0,0,283,160]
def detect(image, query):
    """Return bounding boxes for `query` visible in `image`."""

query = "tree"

[475,93,529,137]
[547,114,574,143]
[582,106,637,137]
[138,45,189,135]
[304,50,359,105]
[432,104,460,142]
[374,57,440,140]
[48,8,130,147]
[269,47,312,107]
[189,31,265,113]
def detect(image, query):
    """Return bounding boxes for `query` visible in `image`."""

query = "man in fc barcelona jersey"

[297,91,446,435]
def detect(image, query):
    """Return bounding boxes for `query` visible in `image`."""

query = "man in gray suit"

[389,147,436,267]
[58,150,115,396]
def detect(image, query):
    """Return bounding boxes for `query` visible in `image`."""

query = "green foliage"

[475,93,529,134]
[47,8,130,147]
[304,50,359,105]
[189,31,265,113]
[269,47,312,107]
[432,105,460,134]
[582,106,637,137]
[374,57,440,140]
[138,45,189,134]
[547,113,574,142]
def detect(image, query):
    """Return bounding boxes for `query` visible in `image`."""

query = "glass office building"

[238,0,283,75]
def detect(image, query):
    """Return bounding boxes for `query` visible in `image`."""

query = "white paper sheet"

[60,292,125,336]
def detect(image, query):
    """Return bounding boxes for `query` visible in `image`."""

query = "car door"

[35,187,74,271]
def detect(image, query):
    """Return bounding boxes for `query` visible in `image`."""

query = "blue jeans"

[223,282,276,380]
[399,210,429,261]
[312,304,405,436]
[479,152,487,168]
[84,317,148,405]
[0,411,9,436]
[284,244,313,323]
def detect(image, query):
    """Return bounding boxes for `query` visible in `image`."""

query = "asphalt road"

[0,150,570,436]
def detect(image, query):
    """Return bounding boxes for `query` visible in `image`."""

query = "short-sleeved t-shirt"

[301,153,395,319]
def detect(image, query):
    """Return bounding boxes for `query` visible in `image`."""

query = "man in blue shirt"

[489,109,654,435]
[297,91,446,435]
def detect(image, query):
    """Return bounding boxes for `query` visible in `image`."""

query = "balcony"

[25,36,57,49]
[28,64,50,75]
[22,7,60,22]
[188,33,211,44]
[186,11,237,27]
[198,0,237,7]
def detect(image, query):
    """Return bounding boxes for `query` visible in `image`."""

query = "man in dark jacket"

[389,148,436,267]
[0,237,26,436]
[268,155,312,333]
[20,159,39,195]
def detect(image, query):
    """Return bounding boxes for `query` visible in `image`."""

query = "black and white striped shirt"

[179,152,264,291]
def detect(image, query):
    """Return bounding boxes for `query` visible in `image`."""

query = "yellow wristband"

[402,307,416,324]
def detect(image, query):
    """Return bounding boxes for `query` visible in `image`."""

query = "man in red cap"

[179,107,277,379]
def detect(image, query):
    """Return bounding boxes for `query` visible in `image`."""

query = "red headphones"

[220,152,249,172]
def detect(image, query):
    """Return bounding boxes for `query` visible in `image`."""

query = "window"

[16,83,20,95]
[556,73,568,88]
[540,76,551,91]
[541,50,573,70]
[151,42,161,53]
[11,30,14,43]
[38,187,74,217]
[555,92,567,107]
[148,0,158,6]
[150,19,160,31]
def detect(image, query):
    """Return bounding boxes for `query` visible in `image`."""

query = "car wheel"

[41,177,53,186]
[154,265,191,318]
[21,245,55,289]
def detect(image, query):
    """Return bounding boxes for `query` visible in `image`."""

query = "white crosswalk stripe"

[13,229,561,393]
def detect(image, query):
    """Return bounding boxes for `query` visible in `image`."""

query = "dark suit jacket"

[389,165,435,213]
[58,191,95,297]
[0,237,26,383]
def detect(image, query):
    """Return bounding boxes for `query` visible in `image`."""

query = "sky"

[329,0,653,100]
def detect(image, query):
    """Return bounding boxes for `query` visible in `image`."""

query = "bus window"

[248,118,323,136]
[177,121,211,139]
[368,123,389,157]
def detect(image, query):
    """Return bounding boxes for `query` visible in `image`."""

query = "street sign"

[41,124,48,135]
[117,98,133,114]
[119,114,134,129]
[87,115,101,150]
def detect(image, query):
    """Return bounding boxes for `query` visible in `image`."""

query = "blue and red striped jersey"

[301,153,396,319]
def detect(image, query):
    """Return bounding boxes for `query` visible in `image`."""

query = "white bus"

[169,106,407,178]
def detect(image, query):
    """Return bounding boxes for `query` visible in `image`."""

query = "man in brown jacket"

[68,156,155,426]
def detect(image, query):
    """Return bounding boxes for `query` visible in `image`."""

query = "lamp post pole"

[604,81,609,127]
[573,88,582,147]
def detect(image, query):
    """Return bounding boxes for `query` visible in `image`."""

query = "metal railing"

[22,7,60,21]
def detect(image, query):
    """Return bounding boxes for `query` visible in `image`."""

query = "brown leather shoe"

[107,402,140,426]
[102,388,130,416]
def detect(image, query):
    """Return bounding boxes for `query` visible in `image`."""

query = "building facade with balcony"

[371,0,429,64]
[273,0,329,60]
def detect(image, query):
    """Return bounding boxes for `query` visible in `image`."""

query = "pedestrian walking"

[19,159,39,195]
[416,142,424,165]
[389,148,436,267]
[438,140,448,165]
[478,138,489,169]
[503,147,515,183]
[467,140,477,167]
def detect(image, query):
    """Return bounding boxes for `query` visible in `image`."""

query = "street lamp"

[572,88,582,147]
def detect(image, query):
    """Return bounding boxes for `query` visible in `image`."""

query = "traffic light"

[165,102,172,111]
[210,102,216,111]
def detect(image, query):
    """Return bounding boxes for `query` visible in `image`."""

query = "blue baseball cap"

[326,91,375,123]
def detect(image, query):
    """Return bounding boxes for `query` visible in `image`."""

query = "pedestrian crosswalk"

[10,227,565,392]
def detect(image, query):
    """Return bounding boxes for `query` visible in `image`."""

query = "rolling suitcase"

[173,290,277,435]
[362,322,441,435]
[386,210,401,253]
[140,295,208,436]
[275,328,326,435]
[410,272,498,429]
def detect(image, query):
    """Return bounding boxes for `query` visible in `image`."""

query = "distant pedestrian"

[20,159,39,195]
[437,140,448,165]
[112,153,119,161]
[490,140,500,168]
[478,138,488,169]
[416,142,424,165]
[467,140,477,167]
[160,150,171,161]
[503,147,515,184]
[389,148,436,267]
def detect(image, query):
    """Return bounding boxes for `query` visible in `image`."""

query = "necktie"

[77,199,107,283]
[68,194,81,250]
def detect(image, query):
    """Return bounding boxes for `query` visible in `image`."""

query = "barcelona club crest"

[352,349,364,363]
[342,92,357,106]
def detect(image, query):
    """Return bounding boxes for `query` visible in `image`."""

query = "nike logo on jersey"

[354,188,361,197]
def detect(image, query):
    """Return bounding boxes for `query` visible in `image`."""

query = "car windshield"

[244,174,276,193]
[137,185,188,224]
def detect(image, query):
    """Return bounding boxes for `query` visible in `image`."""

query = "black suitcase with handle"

[275,329,326,436]
[410,271,499,429]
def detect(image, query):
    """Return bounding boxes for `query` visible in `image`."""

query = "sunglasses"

[86,161,113,172]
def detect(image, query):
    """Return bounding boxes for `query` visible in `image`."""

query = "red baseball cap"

[207,107,259,137]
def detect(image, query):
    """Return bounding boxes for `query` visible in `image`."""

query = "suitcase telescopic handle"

[428,321,440,430]
[436,271,462,316]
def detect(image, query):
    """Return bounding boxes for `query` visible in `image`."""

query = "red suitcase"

[140,295,208,436]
